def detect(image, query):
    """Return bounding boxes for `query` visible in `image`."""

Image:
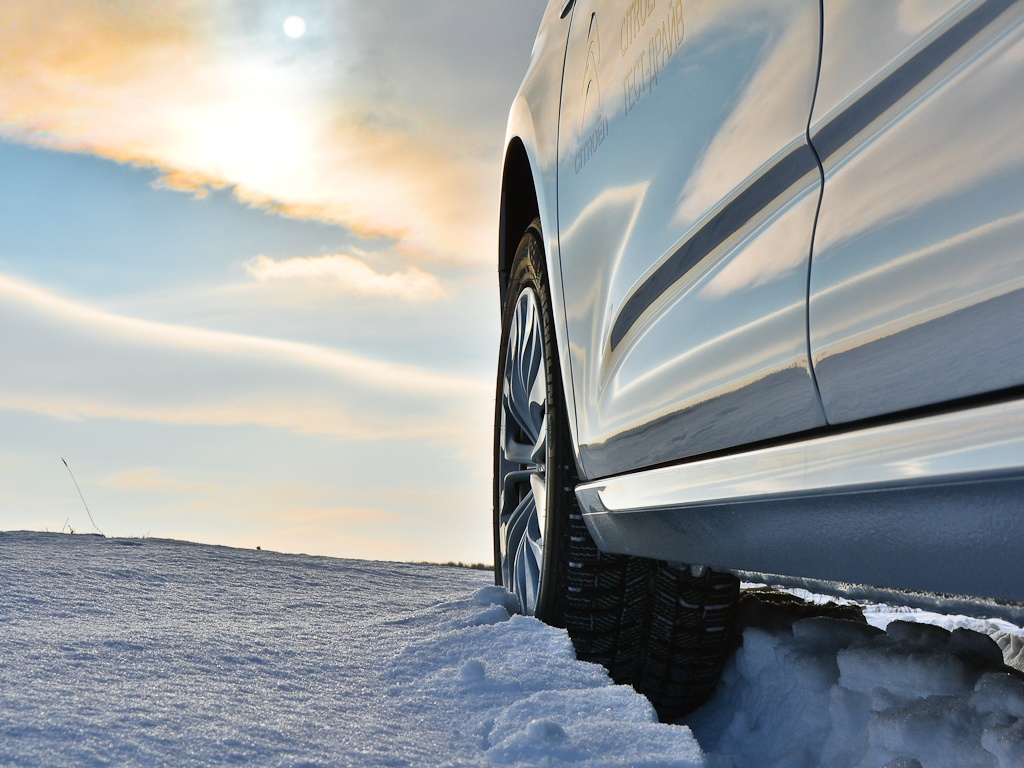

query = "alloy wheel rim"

[498,287,548,615]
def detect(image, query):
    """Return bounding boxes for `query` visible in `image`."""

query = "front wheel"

[493,219,740,721]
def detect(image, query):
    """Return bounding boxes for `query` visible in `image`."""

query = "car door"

[556,0,826,479]
[808,0,1024,424]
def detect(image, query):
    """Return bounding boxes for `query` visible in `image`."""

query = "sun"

[283,16,307,39]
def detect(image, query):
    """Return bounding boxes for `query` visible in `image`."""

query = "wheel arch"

[498,134,586,478]
[498,137,541,308]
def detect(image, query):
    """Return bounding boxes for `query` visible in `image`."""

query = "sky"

[0,0,548,563]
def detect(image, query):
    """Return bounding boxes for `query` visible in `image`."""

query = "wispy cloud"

[245,254,444,301]
[0,0,536,263]
[0,272,489,442]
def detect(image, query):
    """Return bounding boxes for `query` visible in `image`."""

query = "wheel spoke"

[529,471,547,534]
[530,413,547,466]
[505,363,541,445]
[501,468,534,495]
[503,295,545,445]
[504,492,540,612]
[498,286,550,615]
[504,493,535,551]
[513,542,540,614]
[502,434,535,466]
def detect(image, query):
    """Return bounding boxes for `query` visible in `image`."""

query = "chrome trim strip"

[576,398,1024,516]
[814,0,1014,161]
[607,0,1015,352]
[608,146,819,350]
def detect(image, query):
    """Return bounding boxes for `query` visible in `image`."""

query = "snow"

[4,531,1024,767]
[686,592,1024,768]
[0,532,700,767]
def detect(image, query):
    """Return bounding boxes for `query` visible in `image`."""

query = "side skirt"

[577,398,1024,621]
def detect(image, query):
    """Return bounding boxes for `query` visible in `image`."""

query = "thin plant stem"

[61,458,105,537]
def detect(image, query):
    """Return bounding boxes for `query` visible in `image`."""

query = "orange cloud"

[0,0,498,263]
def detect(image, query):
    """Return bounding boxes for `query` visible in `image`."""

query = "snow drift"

[4,531,1024,767]
[687,592,1024,768]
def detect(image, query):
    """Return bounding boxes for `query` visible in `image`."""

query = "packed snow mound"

[861,603,1024,673]
[0,532,701,767]
[771,586,1024,672]
[687,594,1024,768]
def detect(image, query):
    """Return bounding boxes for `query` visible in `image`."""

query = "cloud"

[0,0,541,263]
[245,253,444,301]
[0,272,490,443]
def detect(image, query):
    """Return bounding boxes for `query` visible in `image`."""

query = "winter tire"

[494,219,740,721]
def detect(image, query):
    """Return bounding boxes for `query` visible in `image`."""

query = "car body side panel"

[554,0,826,481]
[503,0,580,445]
[808,0,1024,424]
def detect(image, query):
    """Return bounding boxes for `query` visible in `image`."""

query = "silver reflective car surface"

[501,0,1024,611]
[576,396,1024,616]
[554,0,826,479]
[809,0,1024,423]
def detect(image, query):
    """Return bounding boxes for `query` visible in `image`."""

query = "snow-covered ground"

[3,532,1024,767]
[0,532,700,766]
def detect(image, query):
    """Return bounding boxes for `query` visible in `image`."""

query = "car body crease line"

[608,0,1015,353]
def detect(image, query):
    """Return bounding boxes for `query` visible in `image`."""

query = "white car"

[495,0,1024,719]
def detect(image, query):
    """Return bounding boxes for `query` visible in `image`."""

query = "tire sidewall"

[493,220,573,623]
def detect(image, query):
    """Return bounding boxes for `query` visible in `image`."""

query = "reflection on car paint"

[813,0,1014,161]
[609,144,819,350]
[556,0,823,479]
[810,0,1024,423]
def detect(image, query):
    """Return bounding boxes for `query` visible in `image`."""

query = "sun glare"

[283,16,307,39]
